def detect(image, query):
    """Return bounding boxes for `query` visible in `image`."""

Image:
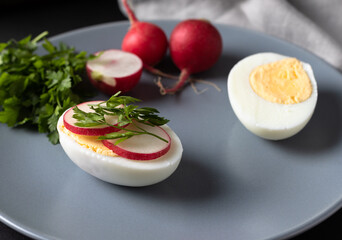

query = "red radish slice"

[63,101,121,136]
[86,49,143,94]
[102,122,171,160]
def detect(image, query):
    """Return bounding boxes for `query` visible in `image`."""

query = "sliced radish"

[102,122,171,160]
[86,49,143,94]
[63,101,121,136]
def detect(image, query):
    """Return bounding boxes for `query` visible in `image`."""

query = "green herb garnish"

[72,92,170,144]
[0,32,93,144]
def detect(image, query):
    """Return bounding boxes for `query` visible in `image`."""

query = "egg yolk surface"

[249,58,312,104]
[59,124,118,157]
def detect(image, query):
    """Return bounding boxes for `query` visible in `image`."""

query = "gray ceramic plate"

[1,21,342,240]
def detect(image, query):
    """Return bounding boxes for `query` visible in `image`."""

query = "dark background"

[0,0,341,239]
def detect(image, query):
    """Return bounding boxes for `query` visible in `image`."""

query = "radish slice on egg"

[63,101,121,136]
[102,122,171,160]
[86,49,143,94]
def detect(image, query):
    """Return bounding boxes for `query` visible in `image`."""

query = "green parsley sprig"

[72,92,170,144]
[0,32,94,144]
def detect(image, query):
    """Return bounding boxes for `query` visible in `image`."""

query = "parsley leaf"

[0,32,94,144]
[73,92,170,144]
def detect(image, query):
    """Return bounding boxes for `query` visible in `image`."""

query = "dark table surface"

[0,0,341,239]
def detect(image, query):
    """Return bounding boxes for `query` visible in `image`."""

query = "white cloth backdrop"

[126,0,342,71]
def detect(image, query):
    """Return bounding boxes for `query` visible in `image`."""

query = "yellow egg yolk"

[249,58,312,104]
[59,124,118,157]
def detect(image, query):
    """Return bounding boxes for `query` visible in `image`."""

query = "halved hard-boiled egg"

[57,101,183,187]
[227,52,318,140]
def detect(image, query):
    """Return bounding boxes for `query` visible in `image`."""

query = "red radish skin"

[86,49,143,94]
[122,22,168,67]
[121,0,168,68]
[102,123,171,160]
[63,101,121,136]
[160,19,223,94]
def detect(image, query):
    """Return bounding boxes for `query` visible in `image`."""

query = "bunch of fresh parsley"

[0,31,93,144]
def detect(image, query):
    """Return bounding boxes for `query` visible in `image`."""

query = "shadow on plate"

[129,80,166,101]
[197,53,241,80]
[115,152,222,203]
[272,89,342,154]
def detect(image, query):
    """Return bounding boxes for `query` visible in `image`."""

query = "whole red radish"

[160,19,223,94]
[121,0,168,67]
[86,49,143,94]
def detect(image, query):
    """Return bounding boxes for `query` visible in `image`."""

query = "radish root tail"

[156,77,167,95]
[158,68,190,94]
[155,68,221,95]
[195,79,222,92]
[191,81,208,95]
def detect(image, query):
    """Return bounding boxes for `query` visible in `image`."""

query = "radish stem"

[143,64,178,80]
[122,0,138,24]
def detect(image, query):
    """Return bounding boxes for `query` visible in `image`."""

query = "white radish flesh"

[86,49,143,94]
[102,122,171,160]
[63,101,120,136]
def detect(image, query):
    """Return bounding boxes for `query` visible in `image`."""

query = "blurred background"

[0,0,341,239]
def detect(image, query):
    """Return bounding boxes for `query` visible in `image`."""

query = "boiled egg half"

[227,52,318,140]
[57,110,183,187]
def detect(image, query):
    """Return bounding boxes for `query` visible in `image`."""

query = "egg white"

[227,52,318,140]
[57,113,183,187]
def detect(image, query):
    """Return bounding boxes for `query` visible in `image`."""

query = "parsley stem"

[104,122,169,143]
[56,96,62,108]
[32,31,49,44]
[133,122,169,143]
